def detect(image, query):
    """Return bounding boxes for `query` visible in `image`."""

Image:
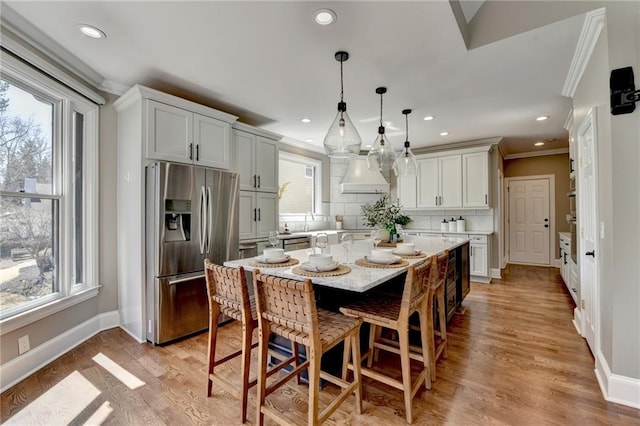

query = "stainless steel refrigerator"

[145,162,239,344]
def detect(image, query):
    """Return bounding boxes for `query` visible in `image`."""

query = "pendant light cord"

[340,59,344,103]
[379,92,383,127]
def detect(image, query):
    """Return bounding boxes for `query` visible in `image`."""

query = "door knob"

[585,250,595,257]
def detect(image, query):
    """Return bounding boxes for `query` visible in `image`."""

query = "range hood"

[339,156,390,194]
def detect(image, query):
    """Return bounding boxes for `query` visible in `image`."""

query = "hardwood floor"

[2,264,639,425]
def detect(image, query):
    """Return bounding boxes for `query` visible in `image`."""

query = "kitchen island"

[225,236,470,378]
[225,235,470,321]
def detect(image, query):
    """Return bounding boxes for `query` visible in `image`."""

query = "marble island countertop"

[225,236,470,293]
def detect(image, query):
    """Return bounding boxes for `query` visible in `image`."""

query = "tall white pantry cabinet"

[232,122,281,242]
[114,85,238,342]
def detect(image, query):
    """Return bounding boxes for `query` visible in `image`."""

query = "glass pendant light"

[323,51,362,158]
[367,87,397,171]
[393,109,418,177]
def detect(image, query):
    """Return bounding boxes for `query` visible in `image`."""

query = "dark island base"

[265,242,470,382]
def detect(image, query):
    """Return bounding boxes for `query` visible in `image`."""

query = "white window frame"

[278,152,322,217]
[0,52,100,335]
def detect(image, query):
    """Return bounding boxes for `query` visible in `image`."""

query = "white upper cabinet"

[417,157,440,208]
[417,155,461,208]
[400,146,492,210]
[147,100,231,169]
[147,100,192,164]
[462,151,489,208]
[138,86,237,169]
[193,113,231,169]
[439,154,463,208]
[397,175,417,208]
[233,126,279,193]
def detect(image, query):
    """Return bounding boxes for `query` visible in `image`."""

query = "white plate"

[392,249,421,256]
[300,261,339,272]
[256,254,290,264]
[365,255,402,265]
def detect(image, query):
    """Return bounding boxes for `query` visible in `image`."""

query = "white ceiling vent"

[339,156,390,194]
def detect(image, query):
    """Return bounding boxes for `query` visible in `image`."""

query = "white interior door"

[508,178,550,265]
[578,109,598,353]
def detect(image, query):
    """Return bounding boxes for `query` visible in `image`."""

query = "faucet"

[304,211,315,232]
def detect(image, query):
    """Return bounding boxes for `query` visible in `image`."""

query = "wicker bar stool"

[427,250,450,383]
[204,260,300,424]
[204,259,256,423]
[340,256,436,424]
[252,269,363,426]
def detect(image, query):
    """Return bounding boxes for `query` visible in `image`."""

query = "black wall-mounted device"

[610,66,640,115]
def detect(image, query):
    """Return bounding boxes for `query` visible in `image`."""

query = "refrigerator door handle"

[199,185,207,254]
[206,186,212,254]
[168,273,206,286]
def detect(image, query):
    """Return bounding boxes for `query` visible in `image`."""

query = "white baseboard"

[552,259,561,268]
[595,350,640,409]
[471,275,491,284]
[0,310,120,393]
[572,307,583,336]
[491,268,502,279]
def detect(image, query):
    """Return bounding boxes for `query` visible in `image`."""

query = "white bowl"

[371,248,393,258]
[301,261,339,272]
[394,243,416,255]
[263,248,284,259]
[309,253,333,265]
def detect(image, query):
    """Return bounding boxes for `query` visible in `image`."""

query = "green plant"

[360,194,411,235]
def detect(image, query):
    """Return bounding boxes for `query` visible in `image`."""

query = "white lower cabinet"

[469,235,490,281]
[239,191,278,240]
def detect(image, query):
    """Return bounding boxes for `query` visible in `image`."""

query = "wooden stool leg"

[418,303,432,390]
[350,333,363,414]
[307,348,321,426]
[256,324,270,426]
[206,303,220,397]
[293,343,303,385]
[427,296,437,383]
[367,324,377,368]
[342,335,352,380]
[398,327,413,424]
[437,287,448,360]
[240,321,252,423]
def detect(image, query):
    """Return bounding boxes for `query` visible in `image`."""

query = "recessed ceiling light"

[536,116,549,121]
[440,131,449,136]
[79,24,106,39]
[546,138,556,142]
[301,118,311,123]
[305,138,314,143]
[535,141,545,146]
[314,9,337,26]
[365,144,372,148]
[423,115,435,121]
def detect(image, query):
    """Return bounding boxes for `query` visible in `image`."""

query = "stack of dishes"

[256,248,290,264]
[301,253,339,272]
[392,243,421,256]
[365,248,402,265]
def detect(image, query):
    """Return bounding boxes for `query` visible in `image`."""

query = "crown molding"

[0,5,105,104]
[562,8,606,98]
[100,80,130,96]
[504,147,569,160]
[564,108,575,131]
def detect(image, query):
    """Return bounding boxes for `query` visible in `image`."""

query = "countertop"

[225,236,470,293]
[277,229,492,240]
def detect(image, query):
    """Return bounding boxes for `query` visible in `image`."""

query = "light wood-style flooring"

[2,264,639,425]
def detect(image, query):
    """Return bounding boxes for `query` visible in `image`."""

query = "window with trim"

[278,152,321,215]
[0,53,99,323]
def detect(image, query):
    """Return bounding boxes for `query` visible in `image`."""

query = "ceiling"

[2,1,588,157]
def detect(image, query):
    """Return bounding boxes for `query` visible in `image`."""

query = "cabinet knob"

[585,250,595,257]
